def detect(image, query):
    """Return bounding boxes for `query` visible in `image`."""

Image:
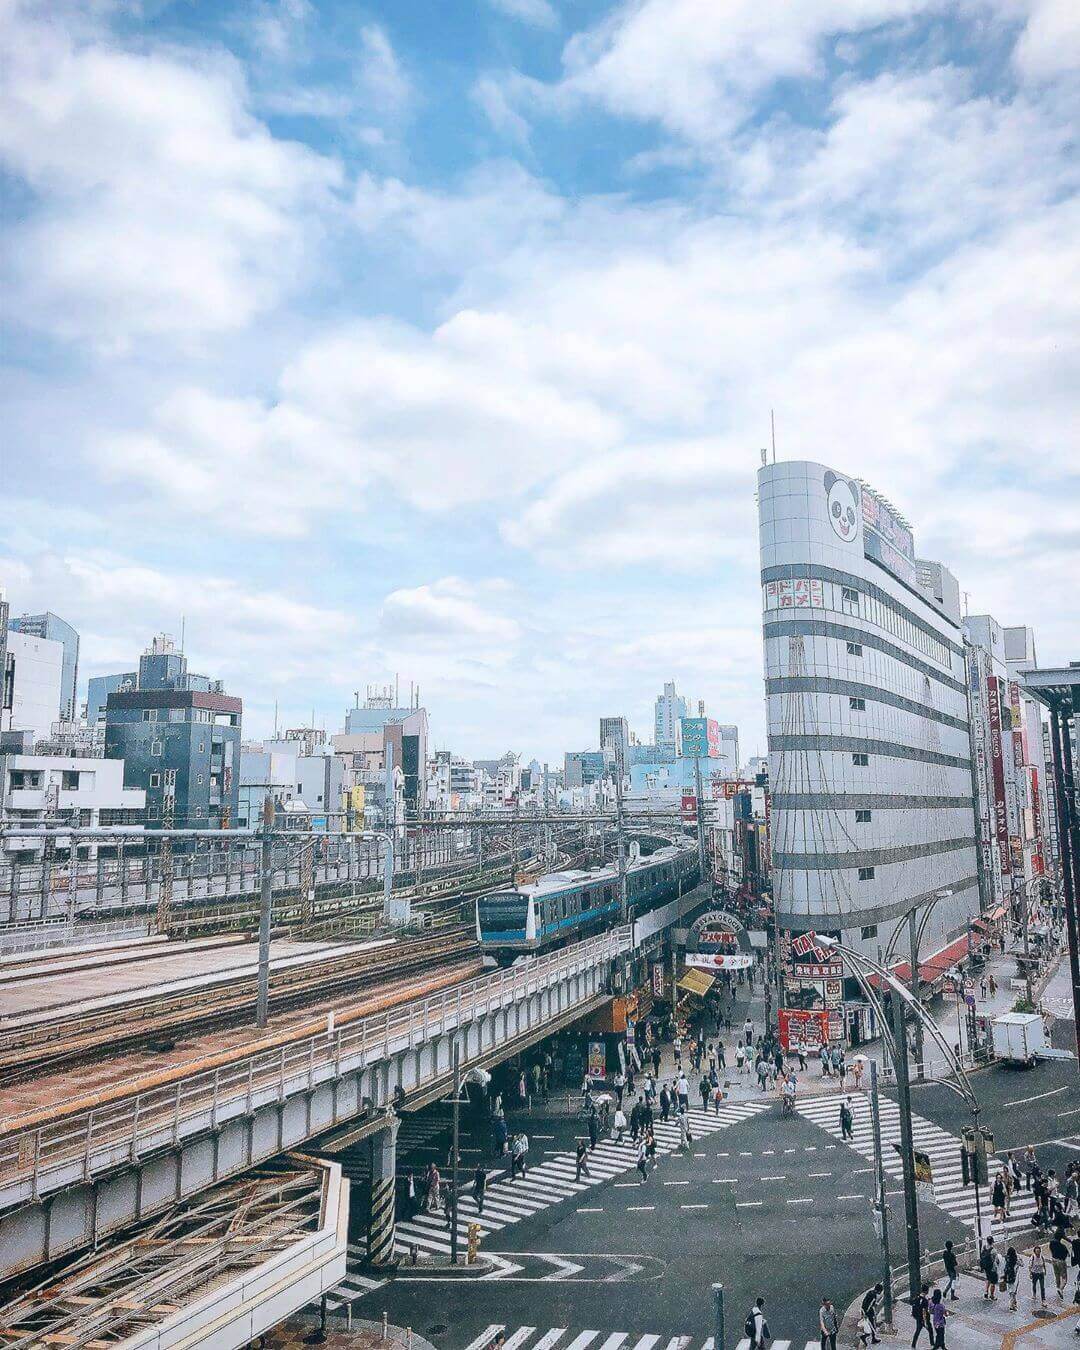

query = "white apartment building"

[759,460,981,960]
[1,753,145,859]
[654,681,688,755]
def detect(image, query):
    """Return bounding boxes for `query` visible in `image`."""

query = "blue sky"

[2,0,1077,761]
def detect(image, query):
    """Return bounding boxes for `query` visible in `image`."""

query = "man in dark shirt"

[861,1284,884,1342]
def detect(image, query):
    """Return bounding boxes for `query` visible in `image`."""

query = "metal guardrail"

[0,926,631,1197]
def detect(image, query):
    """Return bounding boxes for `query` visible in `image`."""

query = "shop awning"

[988,904,1007,922]
[871,933,972,989]
[678,969,715,997]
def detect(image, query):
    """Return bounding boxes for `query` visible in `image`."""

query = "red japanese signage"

[987,676,1011,876]
[681,793,697,823]
[1030,767,1045,877]
[778,1008,830,1052]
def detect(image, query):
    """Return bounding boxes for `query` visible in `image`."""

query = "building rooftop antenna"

[770,409,777,464]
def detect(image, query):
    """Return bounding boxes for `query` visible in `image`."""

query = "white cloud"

[472,73,534,145]
[486,0,559,30]
[1013,0,1080,77]
[0,2,339,346]
[381,577,521,645]
[357,24,412,117]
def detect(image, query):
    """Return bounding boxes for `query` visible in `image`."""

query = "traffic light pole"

[869,1060,895,1328]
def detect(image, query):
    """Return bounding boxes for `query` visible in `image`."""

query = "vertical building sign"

[986,676,1011,876]
[1029,767,1045,877]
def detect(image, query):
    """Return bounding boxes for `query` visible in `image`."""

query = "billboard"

[681,792,697,823]
[685,952,754,971]
[987,677,1011,876]
[681,716,722,758]
[778,1008,830,1052]
[861,487,917,587]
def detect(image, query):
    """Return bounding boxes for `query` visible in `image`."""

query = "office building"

[8,613,79,721]
[654,681,688,756]
[759,460,980,962]
[86,672,138,730]
[2,629,64,745]
[332,689,429,815]
[0,753,144,860]
[104,636,241,828]
[599,716,630,777]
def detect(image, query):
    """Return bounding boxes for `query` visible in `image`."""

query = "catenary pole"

[890,989,922,1302]
[451,1043,461,1264]
[869,1059,894,1327]
[257,793,273,1028]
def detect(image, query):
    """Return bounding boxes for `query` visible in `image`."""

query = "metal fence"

[0,925,631,1198]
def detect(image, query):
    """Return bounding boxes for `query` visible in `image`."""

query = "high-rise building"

[759,460,980,964]
[2,630,64,745]
[8,612,79,721]
[104,635,241,828]
[599,716,630,777]
[654,681,688,755]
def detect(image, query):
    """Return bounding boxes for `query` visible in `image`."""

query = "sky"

[1,0,1077,764]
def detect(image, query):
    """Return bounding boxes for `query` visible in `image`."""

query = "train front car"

[476,886,537,964]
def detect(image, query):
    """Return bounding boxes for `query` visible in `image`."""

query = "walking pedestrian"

[1050,1229,1070,1300]
[860,1284,883,1343]
[677,1111,690,1152]
[636,1137,648,1183]
[677,1072,690,1114]
[992,1172,1007,1223]
[819,1297,839,1350]
[1030,1246,1047,1308]
[1004,1246,1020,1310]
[1024,1144,1038,1190]
[942,1242,959,1302]
[613,1104,628,1143]
[575,1140,590,1182]
[735,1043,746,1075]
[699,1074,711,1112]
[651,1047,661,1078]
[911,1284,930,1348]
[745,1298,769,1350]
[472,1162,487,1216]
[509,1131,528,1180]
[928,1290,948,1349]
[840,1098,854,1141]
[659,1085,670,1122]
[614,1071,625,1108]
[981,1240,1000,1301]
[588,1105,599,1151]
[645,1125,657,1162]
[426,1162,442,1212]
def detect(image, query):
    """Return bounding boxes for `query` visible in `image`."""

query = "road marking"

[1057,1106,1080,1118]
[1005,1086,1067,1106]
[564,1334,600,1350]
[626,1205,655,1212]
[739,1151,752,1156]
[735,1200,762,1207]
[576,1207,603,1213]
[663,1180,690,1186]
[613,1183,640,1188]
[786,1198,813,1205]
[532,1332,568,1350]
[838,1193,865,1200]
[713,1178,737,1184]
[853,1167,874,1174]
[825,1144,837,1150]
[762,1149,775,1155]
[761,1175,786,1182]
[597,1334,628,1350]
[716,1151,729,1157]
[784,1148,797,1153]
[463,1326,505,1350]
[680,1203,709,1210]
[805,1146,817,1151]
[532,1135,556,1140]
[503,1331,538,1350]
[808,1171,831,1178]
[693,1152,706,1157]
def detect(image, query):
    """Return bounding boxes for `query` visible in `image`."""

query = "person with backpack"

[1050,1229,1071,1300]
[745,1297,769,1349]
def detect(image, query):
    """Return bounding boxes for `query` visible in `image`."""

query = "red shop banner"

[778,1008,830,1052]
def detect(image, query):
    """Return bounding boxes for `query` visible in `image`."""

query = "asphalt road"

[351,1099,972,1350]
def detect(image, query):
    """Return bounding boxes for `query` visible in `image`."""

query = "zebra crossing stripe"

[453,1330,817,1350]
[795,1093,1037,1233]
[393,1102,770,1256]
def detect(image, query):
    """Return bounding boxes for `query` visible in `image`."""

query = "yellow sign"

[677,969,715,997]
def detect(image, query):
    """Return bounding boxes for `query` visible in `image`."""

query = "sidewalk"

[844,1272,1079,1348]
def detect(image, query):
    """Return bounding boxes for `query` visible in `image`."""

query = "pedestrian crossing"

[394,1101,770,1259]
[460,1326,824,1350]
[323,1244,387,1313]
[796,1092,1037,1235]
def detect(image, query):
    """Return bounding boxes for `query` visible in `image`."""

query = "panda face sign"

[824,472,859,543]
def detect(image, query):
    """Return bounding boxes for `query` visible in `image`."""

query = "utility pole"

[693,756,708,885]
[890,989,922,1303]
[711,1282,725,1350]
[908,906,923,1078]
[869,1060,894,1328]
[257,793,273,1028]
[616,774,628,923]
[451,1043,461,1264]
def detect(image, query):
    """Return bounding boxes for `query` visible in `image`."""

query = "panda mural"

[823,469,859,543]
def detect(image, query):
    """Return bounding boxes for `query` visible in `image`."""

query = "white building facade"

[759,460,981,960]
[1,754,145,858]
[2,630,64,746]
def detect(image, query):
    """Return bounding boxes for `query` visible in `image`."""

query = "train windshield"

[477,890,529,933]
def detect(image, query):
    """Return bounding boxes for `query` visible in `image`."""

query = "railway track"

[0,925,479,1083]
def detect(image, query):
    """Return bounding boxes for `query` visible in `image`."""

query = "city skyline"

[3,0,1077,761]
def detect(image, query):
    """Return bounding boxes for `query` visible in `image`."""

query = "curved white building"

[759,460,981,958]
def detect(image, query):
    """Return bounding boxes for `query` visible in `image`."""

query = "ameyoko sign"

[685,952,754,971]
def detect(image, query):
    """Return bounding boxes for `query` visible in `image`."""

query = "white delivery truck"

[992,1011,1047,1067]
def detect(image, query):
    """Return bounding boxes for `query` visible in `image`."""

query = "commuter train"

[475,839,700,962]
